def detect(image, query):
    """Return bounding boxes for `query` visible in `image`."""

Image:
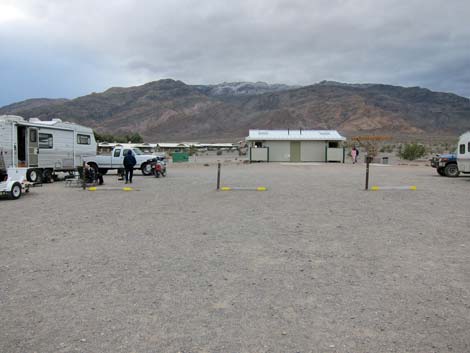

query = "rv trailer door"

[28,128,39,167]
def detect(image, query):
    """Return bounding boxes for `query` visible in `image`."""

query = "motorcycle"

[151,157,167,178]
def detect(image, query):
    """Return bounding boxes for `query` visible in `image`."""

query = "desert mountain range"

[1,79,469,141]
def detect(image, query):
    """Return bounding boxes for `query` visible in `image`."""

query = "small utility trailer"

[0,168,30,200]
[0,148,31,199]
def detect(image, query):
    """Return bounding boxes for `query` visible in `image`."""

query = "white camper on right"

[457,131,470,173]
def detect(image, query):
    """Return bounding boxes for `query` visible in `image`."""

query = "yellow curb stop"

[220,186,267,191]
[371,185,417,191]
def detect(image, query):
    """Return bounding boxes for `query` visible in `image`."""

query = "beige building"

[246,129,346,162]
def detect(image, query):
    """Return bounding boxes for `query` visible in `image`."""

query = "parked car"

[430,153,460,177]
[84,145,159,175]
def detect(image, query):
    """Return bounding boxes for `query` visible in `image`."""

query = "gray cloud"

[1,0,470,105]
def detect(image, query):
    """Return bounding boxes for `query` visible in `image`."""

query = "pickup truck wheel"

[10,182,22,199]
[444,163,460,177]
[141,163,152,176]
[88,163,99,173]
[437,167,445,176]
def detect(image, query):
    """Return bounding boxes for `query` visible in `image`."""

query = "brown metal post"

[217,163,221,190]
[82,161,86,190]
[365,154,371,190]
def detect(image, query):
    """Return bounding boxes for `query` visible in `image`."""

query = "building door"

[17,126,27,165]
[28,128,39,167]
[290,141,301,162]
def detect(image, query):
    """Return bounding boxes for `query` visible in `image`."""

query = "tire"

[10,182,22,199]
[26,168,42,183]
[437,167,445,176]
[444,163,459,177]
[141,163,153,176]
[444,163,460,177]
[88,163,99,174]
[42,169,53,183]
[98,169,108,175]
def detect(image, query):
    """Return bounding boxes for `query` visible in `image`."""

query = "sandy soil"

[1,162,469,353]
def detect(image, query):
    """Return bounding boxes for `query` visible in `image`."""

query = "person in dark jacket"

[123,150,137,184]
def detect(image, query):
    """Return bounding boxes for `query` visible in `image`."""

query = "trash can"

[172,152,189,163]
[382,157,389,164]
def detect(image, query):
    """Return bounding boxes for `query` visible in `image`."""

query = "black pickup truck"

[430,153,460,177]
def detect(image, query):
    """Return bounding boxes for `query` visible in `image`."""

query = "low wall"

[327,148,344,162]
[250,147,269,162]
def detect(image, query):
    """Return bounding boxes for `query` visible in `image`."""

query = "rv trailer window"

[114,149,121,157]
[460,144,465,154]
[77,134,91,145]
[30,130,37,142]
[39,133,53,149]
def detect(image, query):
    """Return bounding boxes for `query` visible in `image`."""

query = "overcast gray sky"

[1,0,469,106]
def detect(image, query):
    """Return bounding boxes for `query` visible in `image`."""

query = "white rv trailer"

[0,115,97,182]
[457,131,470,173]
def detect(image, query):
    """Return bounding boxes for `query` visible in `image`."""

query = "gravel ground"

[1,162,469,353]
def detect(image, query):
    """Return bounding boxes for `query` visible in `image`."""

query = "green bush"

[125,132,144,143]
[94,130,143,143]
[398,143,426,160]
[188,145,198,156]
[379,144,395,153]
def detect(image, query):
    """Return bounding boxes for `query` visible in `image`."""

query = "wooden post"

[217,163,221,190]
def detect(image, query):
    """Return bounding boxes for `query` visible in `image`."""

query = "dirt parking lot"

[1,162,469,353]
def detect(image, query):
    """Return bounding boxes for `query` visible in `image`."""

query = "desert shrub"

[379,144,395,153]
[188,145,198,156]
[397,143,426,160]
[94,130,143,143]
[125,132,144,143]
[443,143,457,154]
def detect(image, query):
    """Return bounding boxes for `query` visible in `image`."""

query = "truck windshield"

[132,148,144,155]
